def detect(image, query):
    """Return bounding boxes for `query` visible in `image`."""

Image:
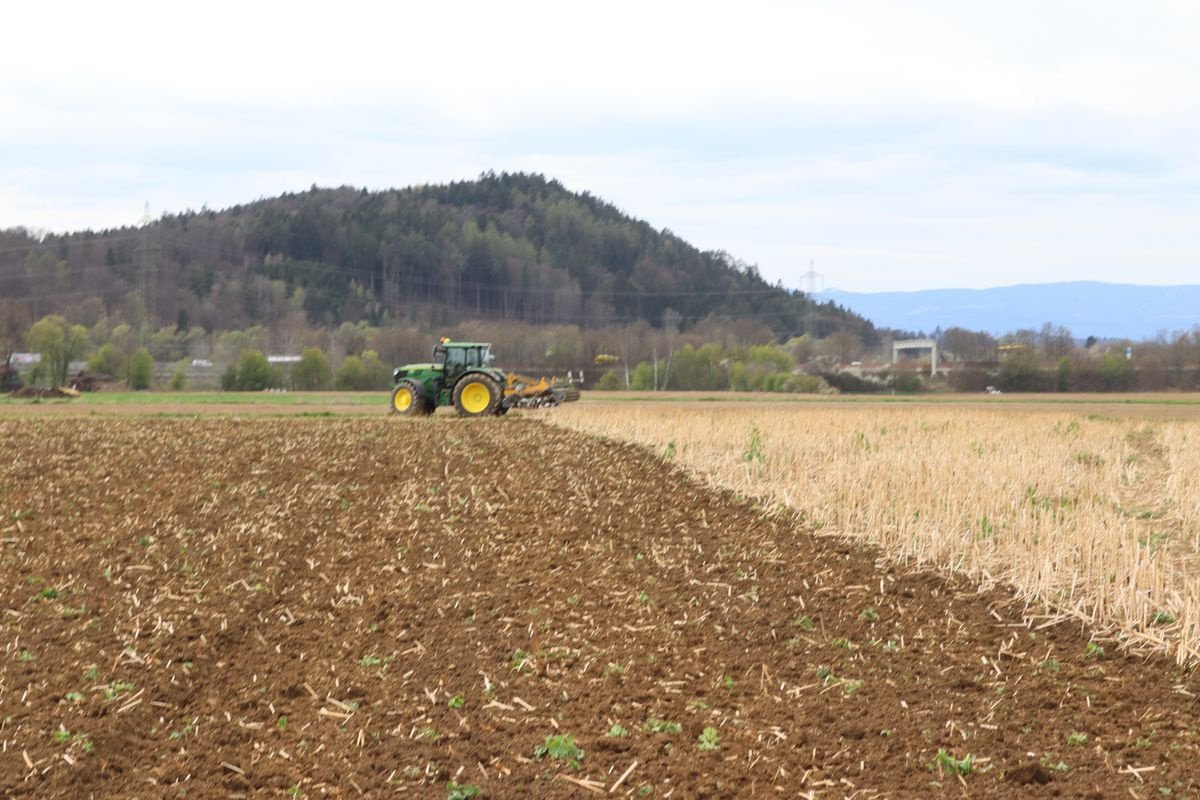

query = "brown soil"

[1,416,1198,799]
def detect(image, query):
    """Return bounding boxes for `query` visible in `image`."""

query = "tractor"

[390,339,579,417]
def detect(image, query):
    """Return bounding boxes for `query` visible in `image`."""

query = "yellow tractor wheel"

[391,381,431,416]
[452,375,501,416]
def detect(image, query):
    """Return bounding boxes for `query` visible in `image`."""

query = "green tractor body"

[390,339,580,417]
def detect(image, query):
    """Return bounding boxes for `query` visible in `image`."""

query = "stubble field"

[2,401,1199,798]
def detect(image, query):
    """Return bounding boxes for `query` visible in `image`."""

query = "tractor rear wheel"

[452,374,501,416]
[391,380,431,416]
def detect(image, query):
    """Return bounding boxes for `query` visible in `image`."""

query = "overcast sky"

[2,1,1197,292]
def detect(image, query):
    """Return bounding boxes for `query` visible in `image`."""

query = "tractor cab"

[433,340,493,382]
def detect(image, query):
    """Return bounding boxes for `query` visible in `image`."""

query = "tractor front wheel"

[391,380,431,416]
[452,374,501,417]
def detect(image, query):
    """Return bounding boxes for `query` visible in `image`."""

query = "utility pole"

[800,260,824,337]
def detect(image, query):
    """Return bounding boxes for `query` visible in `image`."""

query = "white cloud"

[2,1,1198,291]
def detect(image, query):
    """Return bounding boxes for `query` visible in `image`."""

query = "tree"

[824,329,862,364]
[1037,323,1074,361]
[1056,356,1072,392]
[997,349,1043,392]
[170,360,188,390]
[594,370,622,390]
[292,347,332,390]
[0,300,31,364]
[26,315,88,387]
[336,355,366,390]
[128,348,154,390]
[360,350,391,390]
[941,327,997,363]
[1100,349,1131,391]
[87,343,126,377]
[233,349,273,391]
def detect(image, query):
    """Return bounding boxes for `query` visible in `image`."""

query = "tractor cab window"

[435,344,488,375]
[443,347,466,373]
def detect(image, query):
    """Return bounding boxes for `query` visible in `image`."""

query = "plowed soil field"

[2,415,1198,799]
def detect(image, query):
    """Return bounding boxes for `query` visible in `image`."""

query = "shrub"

[779,373,824,393]
[235,349,273,391]
[594,369,623,390]
[127,348,154,390]
[360,350,391,390]
[893,371,922,393]
[292,347,332,390]
[169,360,187,390]
[87,343,126,378]
[221,349,279,391]
[335,355,366,390]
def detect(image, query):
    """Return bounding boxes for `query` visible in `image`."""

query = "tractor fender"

[455,367,506,386]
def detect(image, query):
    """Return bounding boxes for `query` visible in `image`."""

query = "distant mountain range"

[819,282,1200,341]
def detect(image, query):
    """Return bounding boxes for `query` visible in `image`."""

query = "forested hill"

[0,172,875,341]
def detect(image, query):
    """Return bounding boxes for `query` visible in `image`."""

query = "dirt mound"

[67,371,110,392]
[0,417,1197,798]
[7,386,72,399]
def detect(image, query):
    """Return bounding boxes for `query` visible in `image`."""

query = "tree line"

[5,301,1200,394]
[0,172,877,344]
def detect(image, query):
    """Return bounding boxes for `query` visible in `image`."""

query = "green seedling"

[929,749,975,776]
[605,724,629,738]
[721,675,735,690]
[1040,753,1070,772]
[743,424,766,466]
[359,654,383,667]
[17,650,35,662]
[40,587,61,600]
[448,695,465,709]
[643,718,682,734]
[52,727,72,744]
[792,615,815,630]
[1066,732,1089,746]
[277,716,288,732]
[1085,642,1105,659]
[446,783,481,800]
[104,681,135,700]
[858,607,879,622]
[511,649,533,672]
[533,734,584,769]
[697,727,720,752]
[169,721,195,740]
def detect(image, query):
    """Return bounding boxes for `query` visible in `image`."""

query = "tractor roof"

[439,341,491,348]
